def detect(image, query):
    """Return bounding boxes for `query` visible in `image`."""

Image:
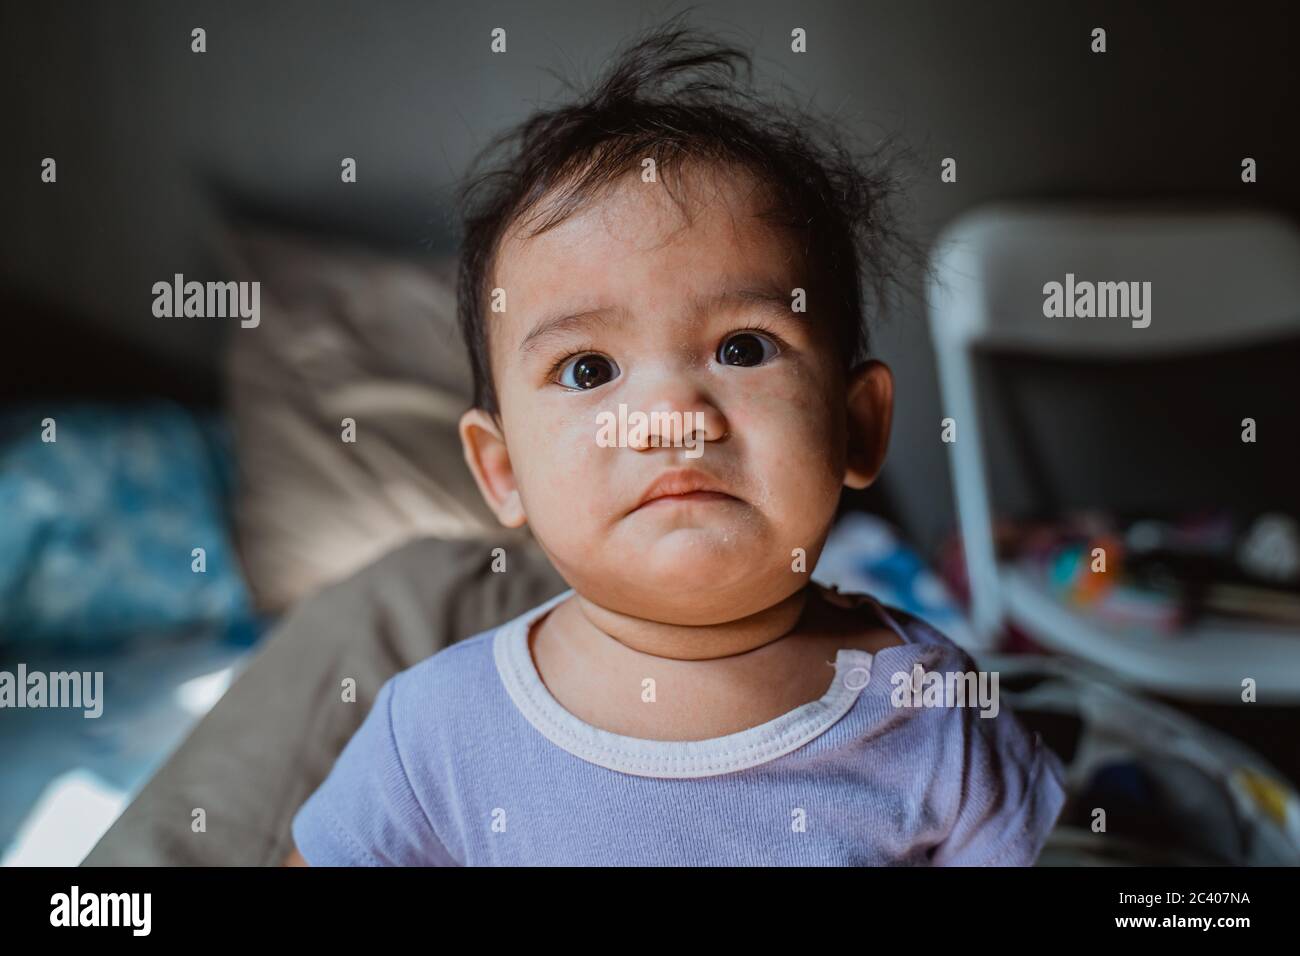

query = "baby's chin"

[619,505,764,566]
[580,525,794,616]
[641,524,756,573]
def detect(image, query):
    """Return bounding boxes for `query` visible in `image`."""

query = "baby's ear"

[843,360,894,490]
[459,408,527,528]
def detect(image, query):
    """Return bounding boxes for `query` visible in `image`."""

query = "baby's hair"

[456,14,922,415]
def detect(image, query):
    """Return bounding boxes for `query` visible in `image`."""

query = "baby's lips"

[629,467,736,512]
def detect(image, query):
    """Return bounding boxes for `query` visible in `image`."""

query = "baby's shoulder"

[842,594,1057,788]
[383,627,502,727]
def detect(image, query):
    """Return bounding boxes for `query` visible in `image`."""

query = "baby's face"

[461,165,892,625]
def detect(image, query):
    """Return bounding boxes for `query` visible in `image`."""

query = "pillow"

[216,222,518,614]
[0,402,257,647]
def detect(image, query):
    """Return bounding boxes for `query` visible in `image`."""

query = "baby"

[288,24,1066,866]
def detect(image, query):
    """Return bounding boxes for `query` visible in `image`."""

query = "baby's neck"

[562,586,810,661]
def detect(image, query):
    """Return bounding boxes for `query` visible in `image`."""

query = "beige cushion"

[215,223,520,614]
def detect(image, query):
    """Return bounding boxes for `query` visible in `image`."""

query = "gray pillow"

[215,222,519,614]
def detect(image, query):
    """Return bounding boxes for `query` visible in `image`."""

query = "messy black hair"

[456,15,920,415]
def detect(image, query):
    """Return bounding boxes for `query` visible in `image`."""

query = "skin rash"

[285,164,898,866]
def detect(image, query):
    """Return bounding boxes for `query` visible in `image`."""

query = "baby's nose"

[626,387,727,451]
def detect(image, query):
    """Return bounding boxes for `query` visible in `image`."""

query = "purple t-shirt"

[292,588,1067,865]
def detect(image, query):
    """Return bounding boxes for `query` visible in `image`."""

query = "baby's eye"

[557,352,620,390]
[717,331,779,367]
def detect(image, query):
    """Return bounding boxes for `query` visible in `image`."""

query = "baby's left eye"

[717,331,779,367]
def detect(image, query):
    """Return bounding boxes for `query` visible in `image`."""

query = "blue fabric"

[293,589,1067,866]
[0,402,257,648]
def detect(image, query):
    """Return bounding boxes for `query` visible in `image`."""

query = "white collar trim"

[493,589,890,779]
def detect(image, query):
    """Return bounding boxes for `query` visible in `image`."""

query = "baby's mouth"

[628,469,742,515]
[637,489,738,511]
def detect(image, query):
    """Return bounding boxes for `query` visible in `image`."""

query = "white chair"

[927,203,1300,702]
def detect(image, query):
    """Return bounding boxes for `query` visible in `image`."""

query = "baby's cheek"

[730,370,843,477]
[728,382,843,549]
[516,408,611,526]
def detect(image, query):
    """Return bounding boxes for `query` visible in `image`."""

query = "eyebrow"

[518,284,798,355]
[519,308,623,354]
[714,286,796,314]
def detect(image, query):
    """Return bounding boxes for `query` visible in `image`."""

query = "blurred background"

[2,0,1298,866]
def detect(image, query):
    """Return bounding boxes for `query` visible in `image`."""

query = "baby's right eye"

[557,352,620,390]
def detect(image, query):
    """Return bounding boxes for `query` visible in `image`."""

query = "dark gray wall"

[3,0,1298,553]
